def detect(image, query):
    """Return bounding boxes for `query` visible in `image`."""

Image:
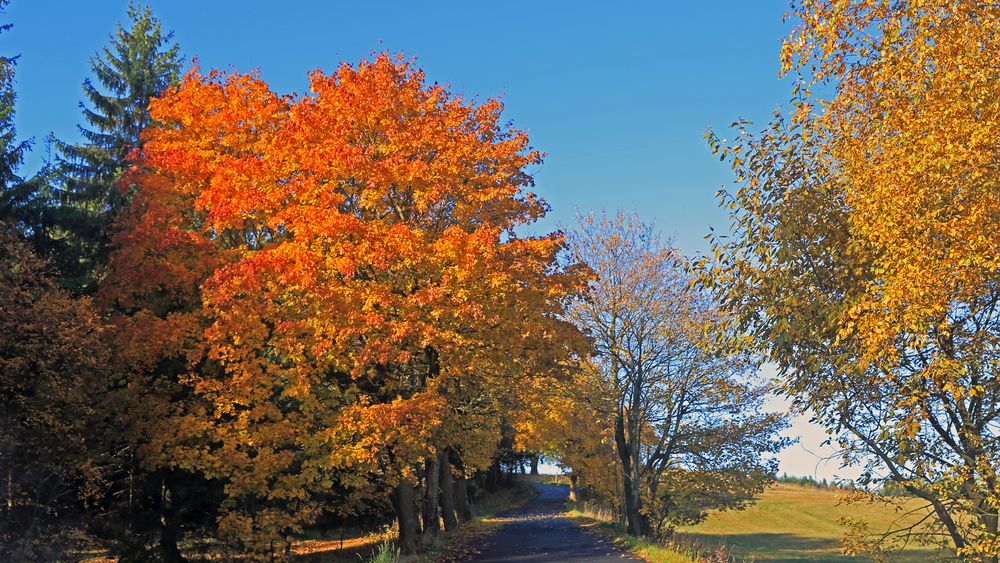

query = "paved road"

[467,483,643,562]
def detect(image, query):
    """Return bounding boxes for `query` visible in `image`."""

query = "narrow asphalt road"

[467,483,644,562]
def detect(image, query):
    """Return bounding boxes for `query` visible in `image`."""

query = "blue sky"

[4,0,854,480]
[7,0,795,253]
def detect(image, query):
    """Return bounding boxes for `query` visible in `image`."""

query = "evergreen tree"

[0,0,37,235]
[0,29,26,187]
[56,2,181,292]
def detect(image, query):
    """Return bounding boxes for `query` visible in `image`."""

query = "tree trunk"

[158,475,186,563]
[127,452,138,534]
[438,450,458,531]
[978,508,998,563]
[454,475,472,521]
[621,468,649,536]
[530,454,540,476]
[485,459,501,492]
[420,456,441,544]
[615,412,648,537]
[568,473,578,502]
[629,456,649,535]
[391,481,420,556]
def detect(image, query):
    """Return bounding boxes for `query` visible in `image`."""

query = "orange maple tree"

[103,54,584,556]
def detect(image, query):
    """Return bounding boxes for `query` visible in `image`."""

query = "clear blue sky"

[7,0,795,254]
[5,0,853,480]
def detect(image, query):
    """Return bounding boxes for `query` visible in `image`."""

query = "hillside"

[677,484,952,562]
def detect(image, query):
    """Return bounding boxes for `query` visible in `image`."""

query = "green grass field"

[676,484,953,562]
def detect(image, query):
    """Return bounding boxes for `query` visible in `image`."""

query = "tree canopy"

[102,54,586,557]
[700,1,1000,559]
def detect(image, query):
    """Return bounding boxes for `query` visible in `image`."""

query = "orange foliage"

[103,53,584,554]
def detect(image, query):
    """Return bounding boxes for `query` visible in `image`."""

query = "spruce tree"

[0,0,37,235]
[57,2,181,292]
[0,35,26,190]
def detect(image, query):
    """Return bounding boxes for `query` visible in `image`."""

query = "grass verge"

[565,503,717,563]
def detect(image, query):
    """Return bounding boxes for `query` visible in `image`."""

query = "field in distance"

[677,483,951,562]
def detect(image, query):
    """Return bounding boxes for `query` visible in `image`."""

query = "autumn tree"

[0,6,123,559]
[563,210,786,537]
[106,54,584,557]
[0,225,110,560]
[97,163,222,562]
[514,360,619,502]
[701,1,1000,559]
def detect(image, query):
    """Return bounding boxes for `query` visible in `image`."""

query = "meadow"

[678,484,951,562]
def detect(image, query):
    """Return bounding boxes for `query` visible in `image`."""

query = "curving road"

[467,483,644,562]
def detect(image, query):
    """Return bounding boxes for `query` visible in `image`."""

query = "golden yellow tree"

[704,2,1000,559]
[513,360,619,503]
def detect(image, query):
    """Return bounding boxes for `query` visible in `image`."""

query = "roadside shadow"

[679,532,842,562]
[678,532,947,562]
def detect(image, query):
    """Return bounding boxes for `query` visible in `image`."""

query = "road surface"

[467,483,644,562]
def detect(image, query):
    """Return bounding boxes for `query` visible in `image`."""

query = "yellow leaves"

[699,3,1000,557]
[773,0,1000,364]
[328,392,448,481]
